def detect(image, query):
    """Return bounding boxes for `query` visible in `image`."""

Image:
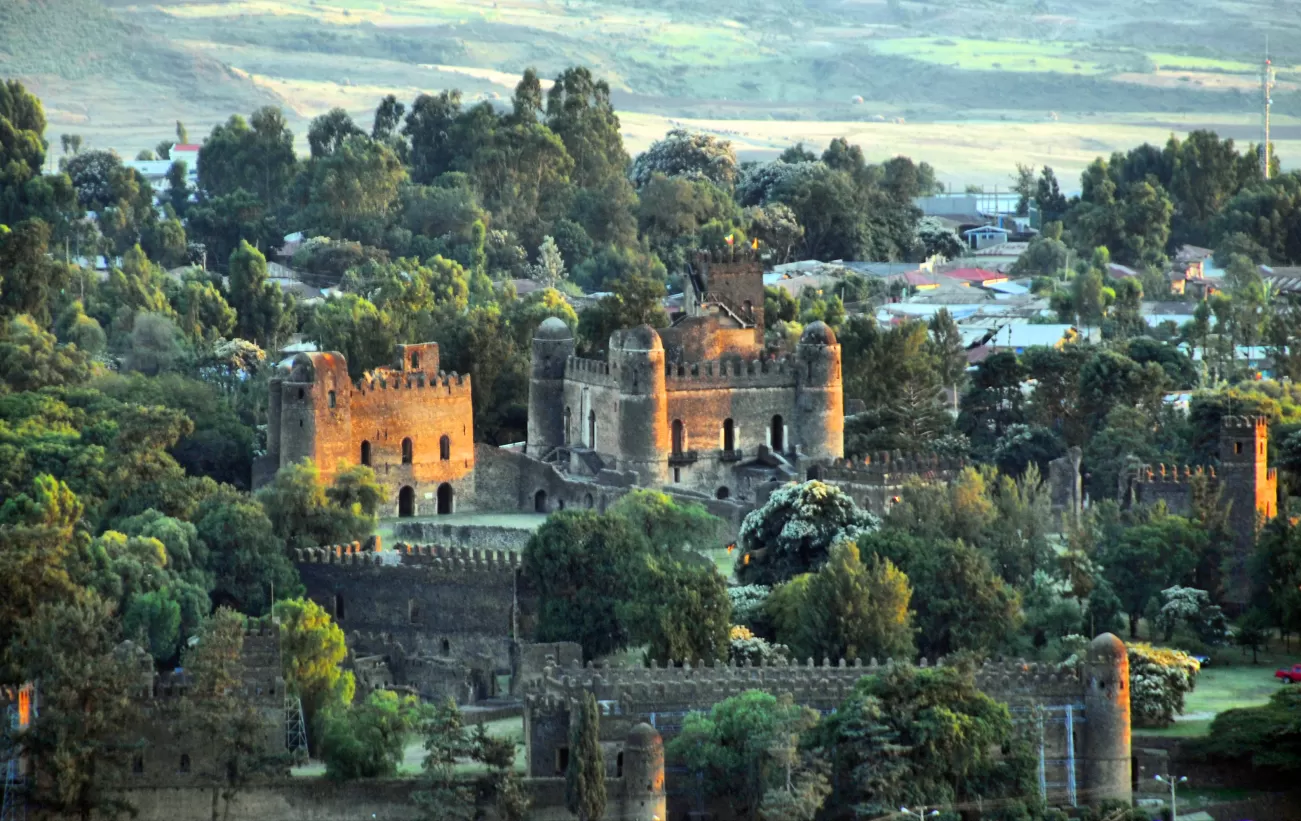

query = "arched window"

[588,410,596,449]
[411,352,420,369]
[722,418,735,452]
[408,599,419,623]
[534,490,548,513]
[334,593,345,620]
[298,388,305,400]
[439,435,451,461]
[716,486,731,500]
[440,638,451,657]
[437,483,453,515]
[132,755,144,775]
[402,437,414,465]
[563,407,572,445]
[327,390,336,408]
[360,440,372,466]
[398,486,416,517]
[179,754,191,774]
[671,420,685,455]
[770,415,785,453]
[584,493,594,509]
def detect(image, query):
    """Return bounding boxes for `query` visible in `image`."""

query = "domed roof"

[1087,632,1126,662]
[614,325,663,352]
[625,722,662,747]
[534,316,574,341]
[800,320,837,346]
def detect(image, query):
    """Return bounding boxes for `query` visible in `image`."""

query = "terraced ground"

[4,0,1300,185]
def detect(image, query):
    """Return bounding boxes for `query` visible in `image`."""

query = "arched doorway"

[398,486,415,517]
[563,407,572,444]
[770,415,784,453]
[437,483,453,515]
[360,440,372,466]
[671,420,685,455]
[402,437,414,464]
[534,489,548,513]
[716,486,730,500]
[584,493,594,509]
[722,418,735,452]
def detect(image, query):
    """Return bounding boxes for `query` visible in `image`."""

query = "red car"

[1276,664,1301,683]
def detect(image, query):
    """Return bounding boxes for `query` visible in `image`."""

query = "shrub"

[1128,642,1200,728]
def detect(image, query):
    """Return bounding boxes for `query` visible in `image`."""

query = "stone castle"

[1124,414,1278,603]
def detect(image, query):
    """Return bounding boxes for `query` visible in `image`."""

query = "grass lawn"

[1134,652,1291,738]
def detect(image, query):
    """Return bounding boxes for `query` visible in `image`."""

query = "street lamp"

[899,808,941,820]
[1154,773,1188,820]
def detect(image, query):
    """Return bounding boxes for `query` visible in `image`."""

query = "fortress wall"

[294,544,534,669]
[663,357,800,391]
[392,520,534,552]
[561,378,625,462]
[472,443,636,514]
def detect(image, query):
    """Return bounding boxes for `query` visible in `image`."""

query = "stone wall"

[392,520,534,552]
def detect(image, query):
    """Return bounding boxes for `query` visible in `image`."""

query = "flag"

[725,234,734,246]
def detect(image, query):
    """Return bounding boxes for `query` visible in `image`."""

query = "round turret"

[800,320,837,346]
[1083,632,1131,806]
[795,321,844,461]
[610,327,670,485]
[613,324,664,353]
[528,318,576,455]
[623,723,666,821]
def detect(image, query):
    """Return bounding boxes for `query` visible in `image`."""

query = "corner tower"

[279,352,353,475]
[528,317,575,455]
[795,321,844,461]
[611,326,670,486]
[623,722,667,821]
[1083,632,1132,806]
[1219,415,1277,603]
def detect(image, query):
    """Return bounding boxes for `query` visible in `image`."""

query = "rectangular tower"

[1219,415,1277,603]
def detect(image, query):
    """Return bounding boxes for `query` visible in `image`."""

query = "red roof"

[902,271,939,287]
[172,144,202,152]
[944,267,1006,283]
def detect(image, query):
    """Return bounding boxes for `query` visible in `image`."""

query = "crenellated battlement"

[529,654,1090,713]
[1221,414,1269,432]
[818,452,965,483]
[693,248,762,266]
[565,356,617,387]
[664,357,799,389]
[355,368,471,397]
[293,541,521,573]
[1134,463,1216,484]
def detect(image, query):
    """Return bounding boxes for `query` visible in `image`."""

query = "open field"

[4,0,1299,183]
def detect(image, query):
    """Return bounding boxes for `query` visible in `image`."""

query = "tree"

[194,495,300,615]
[637,558,731,663]
[810,663,1035,819]
[274,597,355,733]
[734,481,879,586]
[307,108,365,158]
[1098,510,1202,637]
[198,107,298,207]
[914,216,963,260]
[546,66,628,190]
[1127,642,1202,728]
[1013,162,1037,215]
[575,271,669,351]
[1193,687,1301,773]
[320,690,423,780]
[527,235,566,288]
[768,542,914,663]
[297,135,406,241]
[1235,609,1271,664]
[607,489,726,553]
[0,218,75,324]
[306,293,396,380]
[668,691,822,821]
[256,459,379,550]
[1011,234,1069,277]
[11,595,140,821]
[227,240,290,348]
[630,128,739,189]
[0,313,92,393]
[566,692,606,821]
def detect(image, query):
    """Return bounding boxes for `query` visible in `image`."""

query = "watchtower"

[528,317,576,455]
[623,723,667,821]
[610,326,670,486]
[1219,415,1277,602]
[794,321,844,461]
[1083,633,1132,806]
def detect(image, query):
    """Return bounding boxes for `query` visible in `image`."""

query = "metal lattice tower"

[1262,42,1276,179]
[284,695,308,756]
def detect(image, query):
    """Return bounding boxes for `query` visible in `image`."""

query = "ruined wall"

[472,443,636,514]
[803,453,965,516]
[392,520,535,553]
[293,543,534,673]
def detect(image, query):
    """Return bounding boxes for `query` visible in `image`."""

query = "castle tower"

[1083,633,1132,806]
[279,352,354,479]
[689,250,765,335]
[623,722,667,821]
[528,317,576,455]
[794,321,845,461]
[1219,415,1277,603]
[611,326,670,486]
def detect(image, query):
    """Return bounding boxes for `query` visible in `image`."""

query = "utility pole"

[1154,773,1187,820]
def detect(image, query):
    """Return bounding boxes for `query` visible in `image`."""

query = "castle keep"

[528,252,844,504]
[260,343,475,518]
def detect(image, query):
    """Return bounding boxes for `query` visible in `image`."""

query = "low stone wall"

[392,520,534,552]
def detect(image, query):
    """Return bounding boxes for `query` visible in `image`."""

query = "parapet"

[355,368,471,396]
[816,452,965,484]
[395,543,522,572]
[693,248,762,266]
[1134,463,1215,484]
[663,356,798,389]
[565,355,617,386]
[1220,414,1269,432]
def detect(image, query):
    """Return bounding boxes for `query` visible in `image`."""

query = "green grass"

[292,716,526,779]
[1134,653,1290,738]
[869,38,1106,75]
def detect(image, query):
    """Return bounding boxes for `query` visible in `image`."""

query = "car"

[1193,655,1211,667]
[1276,664,1301,683]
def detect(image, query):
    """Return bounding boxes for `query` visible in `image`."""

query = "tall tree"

[546,67,629,190]
[565,692,606,821]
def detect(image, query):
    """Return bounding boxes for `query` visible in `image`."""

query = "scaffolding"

[284,695,308,757]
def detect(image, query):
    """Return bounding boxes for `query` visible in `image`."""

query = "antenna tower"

[1262,38,1276,179]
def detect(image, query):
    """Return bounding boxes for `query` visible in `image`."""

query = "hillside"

[2,0,1297,183]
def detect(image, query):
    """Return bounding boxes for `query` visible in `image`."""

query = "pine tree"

[566,692,606,821]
